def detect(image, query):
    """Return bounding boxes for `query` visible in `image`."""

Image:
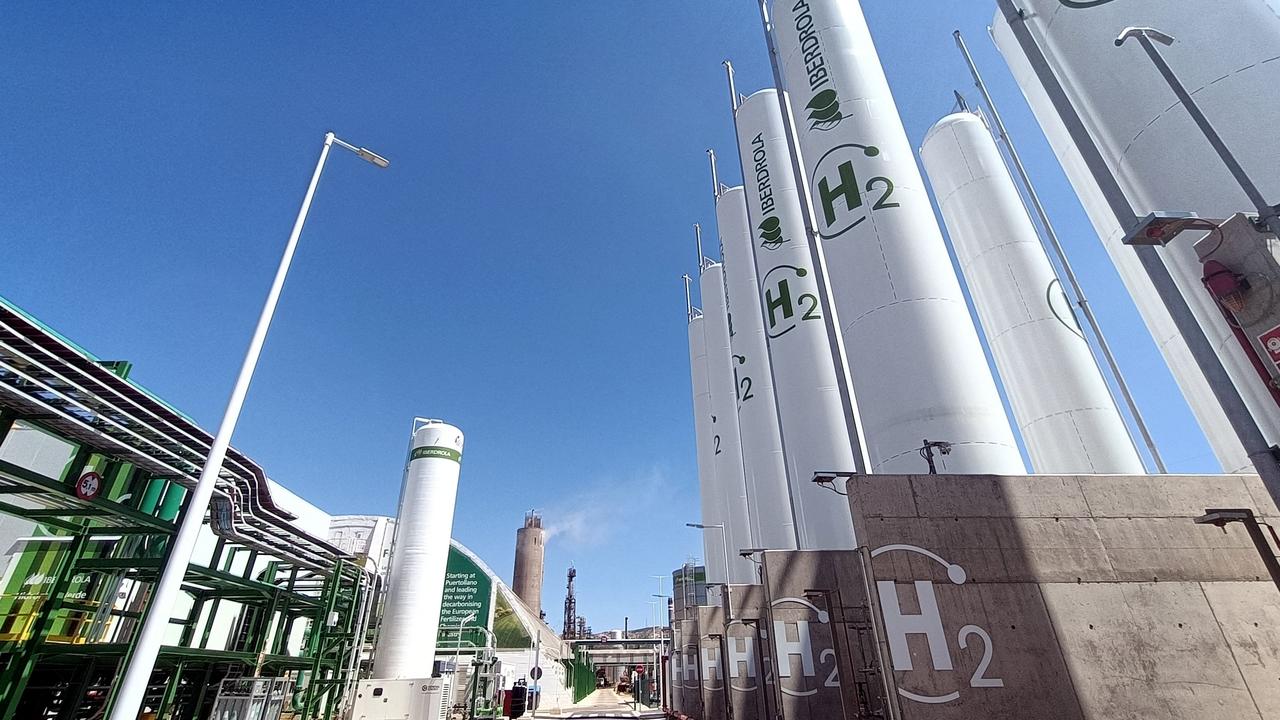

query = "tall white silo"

[920,111,1144,474]
[993,0,1280,472]
[373,419,465,679]
[701,262,760,584]
[688,313,729,585]
[716,186,797,551]
[767,0,1025,475]
[732,88,857,550]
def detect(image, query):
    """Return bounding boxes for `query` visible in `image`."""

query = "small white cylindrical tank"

[732,88,856,550]
[993,0,1280,472]
[373,420,465,679]
[921,112,1144,474]
[717,186,797,551]
[688,314,729,584]
[769,0,1024,475]
[701,262,761,583]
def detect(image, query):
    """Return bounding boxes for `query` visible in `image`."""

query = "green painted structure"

[0,296,370,719]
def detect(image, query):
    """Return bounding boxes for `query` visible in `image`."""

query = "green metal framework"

[0,296,372,719]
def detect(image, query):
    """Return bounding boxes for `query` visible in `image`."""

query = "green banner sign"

[437,546,492,649]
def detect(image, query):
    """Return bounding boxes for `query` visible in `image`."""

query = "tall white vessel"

[732,88,856,549]
[921,111,1143,474]
[373,419,465,679]
[717,186,797,550]
[993,0,1280,472]
[768,0,1024,474]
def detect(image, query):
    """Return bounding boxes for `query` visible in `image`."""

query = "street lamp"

[108,132,389,720]
[686,522,730,585]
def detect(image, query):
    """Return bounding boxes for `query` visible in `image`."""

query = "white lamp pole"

[686,522,729,585]
[108,132,388,720]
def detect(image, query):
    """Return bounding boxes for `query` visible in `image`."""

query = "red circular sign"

[75,472,102,500]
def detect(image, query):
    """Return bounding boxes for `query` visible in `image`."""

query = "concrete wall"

[848,473,1280,719]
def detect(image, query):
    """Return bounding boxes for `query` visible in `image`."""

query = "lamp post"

[686,522,730,585]
[107,132,389,720]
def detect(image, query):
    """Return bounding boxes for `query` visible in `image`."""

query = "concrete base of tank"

[848,473,1280,720]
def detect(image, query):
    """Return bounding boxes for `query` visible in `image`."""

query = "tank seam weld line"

[875,440,1021,469]
[1021,406,1120,427]
[987,315,1090,343]
[1118,55,1280,163]
[840,296,973,329]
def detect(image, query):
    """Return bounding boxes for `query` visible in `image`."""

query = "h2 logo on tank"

[872,544,1004,706]
[733,354,755,408]
[779,0,901,240]
[769,596,842,696]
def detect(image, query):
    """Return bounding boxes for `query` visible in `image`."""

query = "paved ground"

[533,688,663,718]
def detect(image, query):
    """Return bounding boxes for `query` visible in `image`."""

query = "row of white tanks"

[688,0,1280,559]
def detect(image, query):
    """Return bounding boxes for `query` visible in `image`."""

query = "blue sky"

[0,2,1218,631]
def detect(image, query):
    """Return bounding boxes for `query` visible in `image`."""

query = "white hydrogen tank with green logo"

[993,0,1280,473]
[701,262,762,583]
[770,0,1024,474]
[733,89,856,550]
[921,112,1144,474]
[717,186,798,551]
[373,420,465,679]
[688,313,729,584]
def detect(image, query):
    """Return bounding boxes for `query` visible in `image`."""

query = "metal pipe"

[724,60,740,112]
[684,274,696,323]
[993,0,1280,498]
[954,29,1166,473]
[695,223,707,271]
[708,149,722,199]
[756,0,871,478]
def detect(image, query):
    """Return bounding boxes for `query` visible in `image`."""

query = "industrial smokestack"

[372,419,464,679]
[512,511,545,616]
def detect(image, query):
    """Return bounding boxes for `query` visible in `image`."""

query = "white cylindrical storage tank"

[992,0,1280,472]
[717,186,798,551]
[732,88,856,550]
[701,262,761,583]
[373,420,465,679]
[769,0,1025,475]
[688,314,728,585]
[920,112,1144,474]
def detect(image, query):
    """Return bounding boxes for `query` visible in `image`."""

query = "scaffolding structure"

[0,296,372,719]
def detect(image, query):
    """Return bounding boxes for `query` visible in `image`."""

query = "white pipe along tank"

[373,420,465,679]
[992,0,1280,472]
[688,313,729,585]
[769,0,1025,474]
[733,88,856,550]
[920,112,1145,474]
[701,261,763,583]
[717,185,798,551]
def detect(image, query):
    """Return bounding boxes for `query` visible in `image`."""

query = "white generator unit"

[350,678,445,720]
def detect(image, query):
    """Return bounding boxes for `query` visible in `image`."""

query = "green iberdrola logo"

[758,216,786,250]
[806,89,844,131]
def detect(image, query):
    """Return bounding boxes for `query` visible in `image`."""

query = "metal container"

[921,111,1144,473]
[769,0,1024,474]
[993,0,1280,471]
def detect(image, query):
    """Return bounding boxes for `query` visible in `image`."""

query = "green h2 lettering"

[766,278,794,329]
[817,161,862,227]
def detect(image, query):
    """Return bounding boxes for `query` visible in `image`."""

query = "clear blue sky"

[0,2,1218,631]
